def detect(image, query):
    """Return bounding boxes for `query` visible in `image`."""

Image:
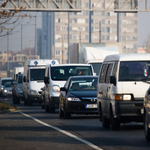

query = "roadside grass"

[0,101,17,111]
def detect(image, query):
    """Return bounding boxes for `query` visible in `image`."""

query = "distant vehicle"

[144,86,150,141]
[0,77,12,97]
[97,53,150,130]
[12,73,23,104]
[12,67,24,81]
[59,76,98,119]
[2,82,12,98]
[23,59,59,106]
[44,64,94,113]
[69,43,121,75]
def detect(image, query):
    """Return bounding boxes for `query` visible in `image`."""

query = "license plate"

[141,108,144,114]
[85,104,97,108]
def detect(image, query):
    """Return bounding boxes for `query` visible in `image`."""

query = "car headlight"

[1,87,3,90]
[115,94,131,101]
[52,85,60,92]
[67,97,81,102]
[4,90,7,93]
[30,90,37,94]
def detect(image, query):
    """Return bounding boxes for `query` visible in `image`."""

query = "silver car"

[2,82,12,98]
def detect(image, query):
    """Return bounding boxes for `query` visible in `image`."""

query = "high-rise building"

[42,0,138,63]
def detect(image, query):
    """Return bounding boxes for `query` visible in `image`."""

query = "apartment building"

[42,0,138,63]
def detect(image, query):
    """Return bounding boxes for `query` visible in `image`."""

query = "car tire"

[49,98,55,113]
[16,97,20,104]
[102,113,110,128]
[28,96,33,106]
[110,108,120,130]
[64,105,71,119]
[59,105,64,118]
[145,113,150,141]
[45,104,49,113]
[24,96,27,106]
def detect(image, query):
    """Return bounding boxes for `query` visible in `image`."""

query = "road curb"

[0,109,16,114]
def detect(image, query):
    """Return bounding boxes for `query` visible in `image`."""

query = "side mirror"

[41,87,45,91]
[23,76,26,82]
[110,76,116,86]
[60,87,67,92]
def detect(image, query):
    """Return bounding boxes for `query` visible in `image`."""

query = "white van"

[12,67,24,81]
[23,59,59,106]
[44,64,94,113]
[97,53,150,130]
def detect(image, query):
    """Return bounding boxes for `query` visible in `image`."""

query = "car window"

[99,64,108,83]
[51,66,93,81]
[119,61,150,81]
[18,75,23,83]
[30,68,45,81]
[68,77,98,91]
[105,64,113,83]
[2,79,12,85]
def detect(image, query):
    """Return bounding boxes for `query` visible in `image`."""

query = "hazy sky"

[0,1,150,53]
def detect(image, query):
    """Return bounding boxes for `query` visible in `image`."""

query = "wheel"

[45,104,49,113]
[24,96,27,106]
[28,96,33,106]
[145,113,150,141]
[59,105,64,118]
[48,98,55,113]
[110,108,120,130]
[102,113,110,128]
[64,105,71,119]
[16,97,20,104]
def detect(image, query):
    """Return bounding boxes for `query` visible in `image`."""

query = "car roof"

[104,53,150,62]
[1,77,12,80]
[70,76,98,79]
[49,64,92,67]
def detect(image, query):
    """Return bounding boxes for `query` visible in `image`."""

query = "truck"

[69,43,122,75]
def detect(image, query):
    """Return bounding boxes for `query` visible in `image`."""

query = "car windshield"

[4,82,12,87]
[30,68,45,81]
[51,66,93,81]
[68,77,98,91]
[18,75,23,83]
[119,61,150,81]
[2,79,12,85]
[89,63,102,76]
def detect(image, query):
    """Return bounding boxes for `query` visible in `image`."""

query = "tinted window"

[2,79,12,85]
[18,75,23,83]
[30,69,45,81]
[69,77,98,91]
[89,63,102,76]
[119,61,150,81]
[4,82,12,87]
[51,66,92,81]
[99,64,108,83]
[105,64,113,83]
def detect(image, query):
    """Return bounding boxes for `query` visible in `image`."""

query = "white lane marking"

[20,112,103,150]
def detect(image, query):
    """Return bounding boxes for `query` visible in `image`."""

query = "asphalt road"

[0,97,150,150]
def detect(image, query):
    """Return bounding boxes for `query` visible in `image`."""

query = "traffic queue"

[1,53,150,141]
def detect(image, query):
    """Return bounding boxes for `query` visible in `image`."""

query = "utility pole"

[99,21,101,43]
[21,24,23,54]
[35,16,37,56]
[117,0,120,42]
[68,12,70,63]
[62,40,65,64]
[7,32,9,77]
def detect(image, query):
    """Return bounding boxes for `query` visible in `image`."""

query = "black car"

[144,87,150,141]
[59,76,98,119]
